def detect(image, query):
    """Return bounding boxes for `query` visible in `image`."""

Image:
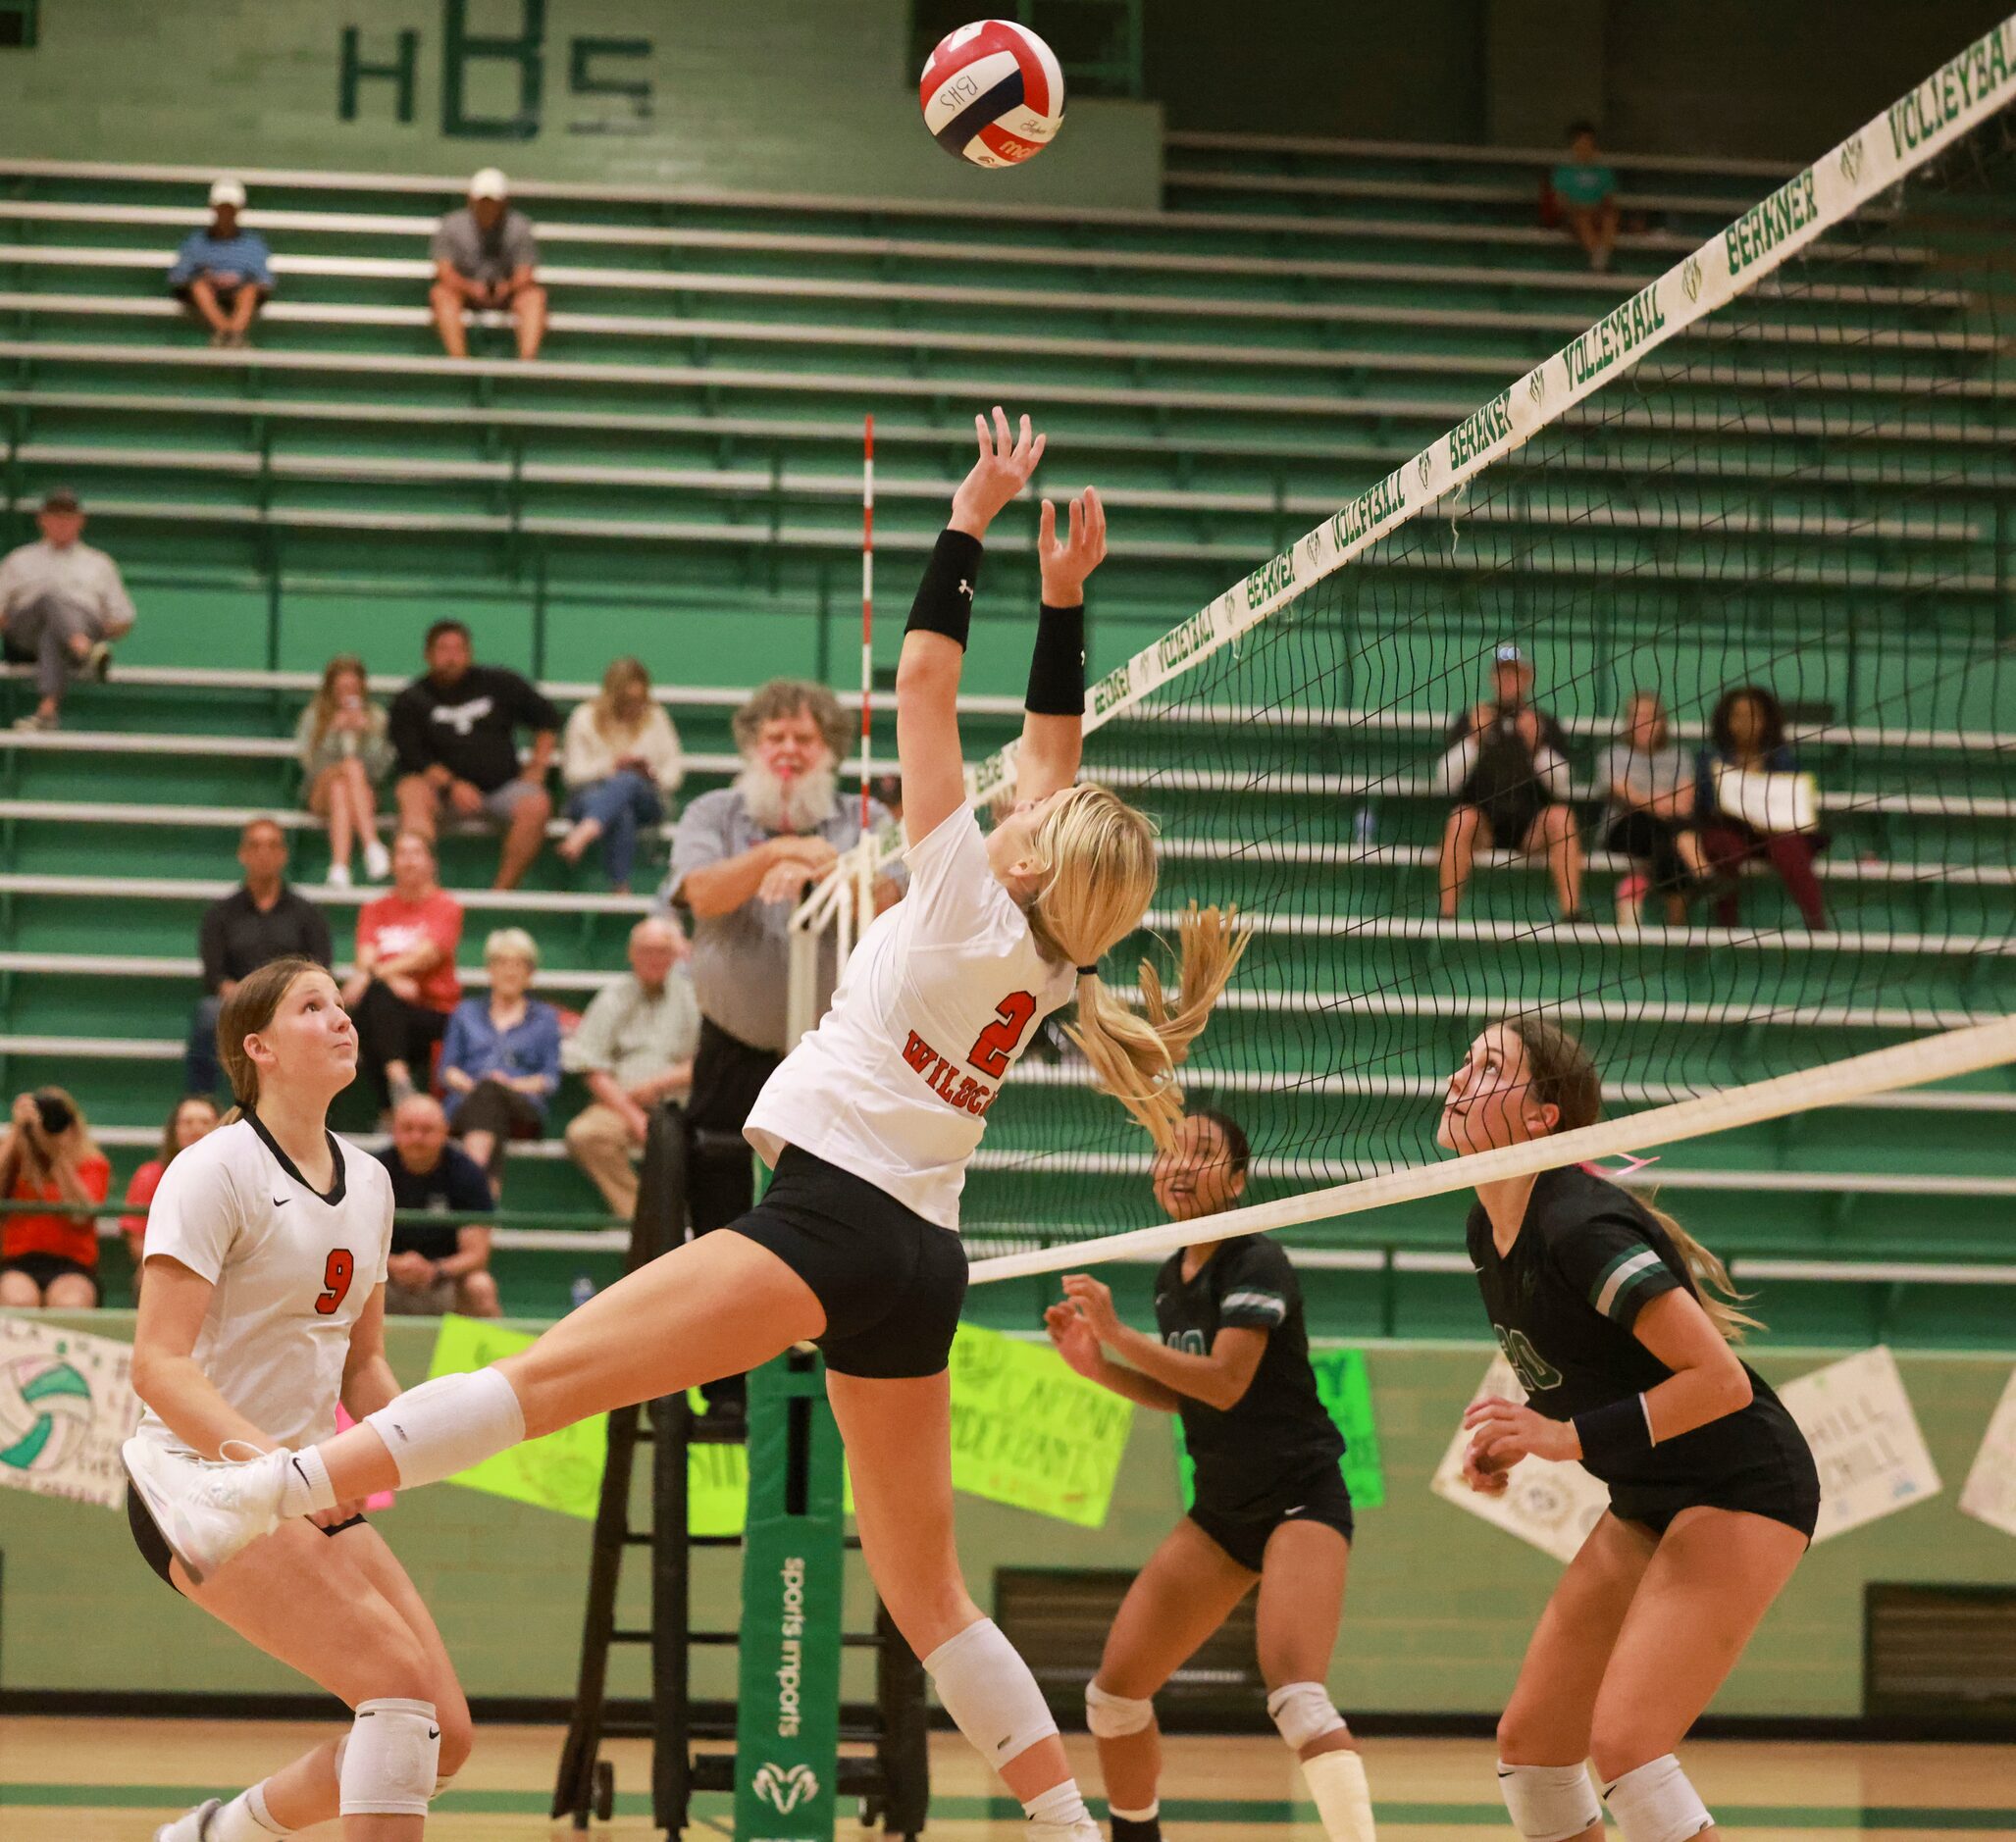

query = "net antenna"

[820,17,2016,1279]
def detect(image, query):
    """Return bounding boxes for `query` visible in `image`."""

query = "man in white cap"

[430,167,546,361]
[167,178,273,347]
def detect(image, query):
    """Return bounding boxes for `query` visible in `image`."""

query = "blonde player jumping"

[125,955,471,1840]
[1441,1016,1818,1842]
[125,408,1247,1842]
[1049,1108,1374,1842]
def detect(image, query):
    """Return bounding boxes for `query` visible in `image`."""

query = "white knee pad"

[1267,1680,1346,1753]
[1497,1761,1602,1842]
[364,1367,526,1490]
[923,1618,1059,1770]
[1602,1755,1712,1842]
[1085,1680,1156,1739]
[338,1698,441,1817]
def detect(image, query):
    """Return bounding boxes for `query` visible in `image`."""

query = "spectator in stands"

[0,1088,110,1308]
[1437,643,1583,922]
[661,678,903,1263]
[376,1093,500,1317]
[870,773,905,829]
[168,177,273,348]
[430,167,546,362]
[1552,122,1620,271]
[439,927,562,1189]
[186,817,334,1097]
[343,830,465,1119]
[120,1095,220,1290]
[562,915,698,1221]
[1602,689,1705,927]
[1696,685,1829,932]
[557,656,685,893]
[391,619,559,891]
[295,653,396,889]
[0,488,136,732]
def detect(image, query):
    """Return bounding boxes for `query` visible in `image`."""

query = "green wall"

[5,1315,2010,1717]
[0,0,1161,208]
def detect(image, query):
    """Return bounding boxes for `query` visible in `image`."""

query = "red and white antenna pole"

[859,413,874,832]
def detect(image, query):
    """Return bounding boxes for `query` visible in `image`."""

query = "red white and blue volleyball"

[919,21,1065,169]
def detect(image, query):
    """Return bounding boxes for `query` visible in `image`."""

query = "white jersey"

[746,802,1076,1229]
[131,1115,393,1459]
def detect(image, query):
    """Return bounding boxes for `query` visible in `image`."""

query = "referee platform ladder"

[550,1106,931,1837]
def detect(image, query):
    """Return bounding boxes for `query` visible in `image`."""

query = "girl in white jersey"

[125,955,471,1841]
[125,408,1246,1842]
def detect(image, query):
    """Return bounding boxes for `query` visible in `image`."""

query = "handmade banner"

[1429,1354,1610,1564]
[1959,1364,2016,1540]
[1175,1346,1386,1510]
[1778,1346,1941,1543]
[947,1321,1133,1527]
[0,1314,141,1510]
[426,1315,606,1518]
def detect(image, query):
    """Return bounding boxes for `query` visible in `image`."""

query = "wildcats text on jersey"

[899,1029,998,1118]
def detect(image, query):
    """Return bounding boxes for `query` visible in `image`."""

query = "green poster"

[426,1315,606,1519]
[1172,1348,1385,1510]
[947,1322,1133,1528]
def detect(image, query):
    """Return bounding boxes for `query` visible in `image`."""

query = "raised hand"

[1038,486,1107,608]
[1060,1272,1122,1343]
[1045,1300,1106,1380]
[949,405,1046,540]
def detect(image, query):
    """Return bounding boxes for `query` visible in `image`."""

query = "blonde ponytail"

[1066,903,1252,1151]
[1018,784,1251,1149]
[1640,1200,1763,1342]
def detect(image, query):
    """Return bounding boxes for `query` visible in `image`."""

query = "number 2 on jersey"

[967,991,1038,1078]
[316,1248,356,1316]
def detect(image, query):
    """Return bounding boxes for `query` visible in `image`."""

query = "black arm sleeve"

[1024,601,1086,715]
[905,528,982,648]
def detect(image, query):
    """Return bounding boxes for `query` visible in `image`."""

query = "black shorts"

[127,1482,364,1594]
[1477,793,1548,849]
[1609,1456,1821,1543]
[0,1251,100,1302]
[726,1147,967,1379]
[1189,1462,1355,1573]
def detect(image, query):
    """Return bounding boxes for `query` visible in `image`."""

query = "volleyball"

[919,21,1065,169]
[0,1355,94,1475]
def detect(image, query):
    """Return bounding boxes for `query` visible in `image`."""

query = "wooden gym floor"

[3,1719,2013,1838]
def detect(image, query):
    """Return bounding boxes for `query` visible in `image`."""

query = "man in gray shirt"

[660,678,902,1242]
[562,916,701,1221]
[0,489,136,731]
[429,166,546,362]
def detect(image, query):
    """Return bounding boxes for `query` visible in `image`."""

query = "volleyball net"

[811,19,2016,1281]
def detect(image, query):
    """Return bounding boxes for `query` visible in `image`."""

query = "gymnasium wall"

[0,0,1162,208]
[5,1317,2009,1718]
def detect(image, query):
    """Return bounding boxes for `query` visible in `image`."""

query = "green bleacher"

[0,140,2006,1336]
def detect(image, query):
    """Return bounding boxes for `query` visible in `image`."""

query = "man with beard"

[660,680,901,1412]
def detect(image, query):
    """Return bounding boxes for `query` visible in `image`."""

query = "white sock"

[1022,1780,1090,1826]
[274,1447,336,1519]
[211,1783,289,1839]
[361,1367,527,1490]
[1303,1748,1377,1842]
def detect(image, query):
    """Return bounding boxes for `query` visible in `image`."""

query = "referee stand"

[551,1106,929,1837]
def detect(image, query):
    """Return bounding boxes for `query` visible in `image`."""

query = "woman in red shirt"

[341,828,464,1119]
[0,1087,112,1307]
[121,1095,221,1292]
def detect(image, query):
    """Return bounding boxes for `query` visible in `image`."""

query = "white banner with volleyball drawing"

[0,1315,142,1510]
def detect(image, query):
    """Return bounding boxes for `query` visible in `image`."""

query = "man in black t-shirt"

[375,1093,501,1316]
[390,618,560,890]
[185,817,333,1097]
[1435,642,1583,921]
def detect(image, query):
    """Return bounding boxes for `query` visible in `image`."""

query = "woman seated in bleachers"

[119,1095,220,1295]
[1695,685,1829,932]
[1600,690,1704,927]
[294,653,396,888]
[557,656,685,892]
[342,830,465,1122]
[0,1087,111,1309]
[439,927,562,1189]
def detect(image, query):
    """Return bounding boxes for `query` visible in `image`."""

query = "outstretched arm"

[896,406,1044,845]
[1014,486,1108,805]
